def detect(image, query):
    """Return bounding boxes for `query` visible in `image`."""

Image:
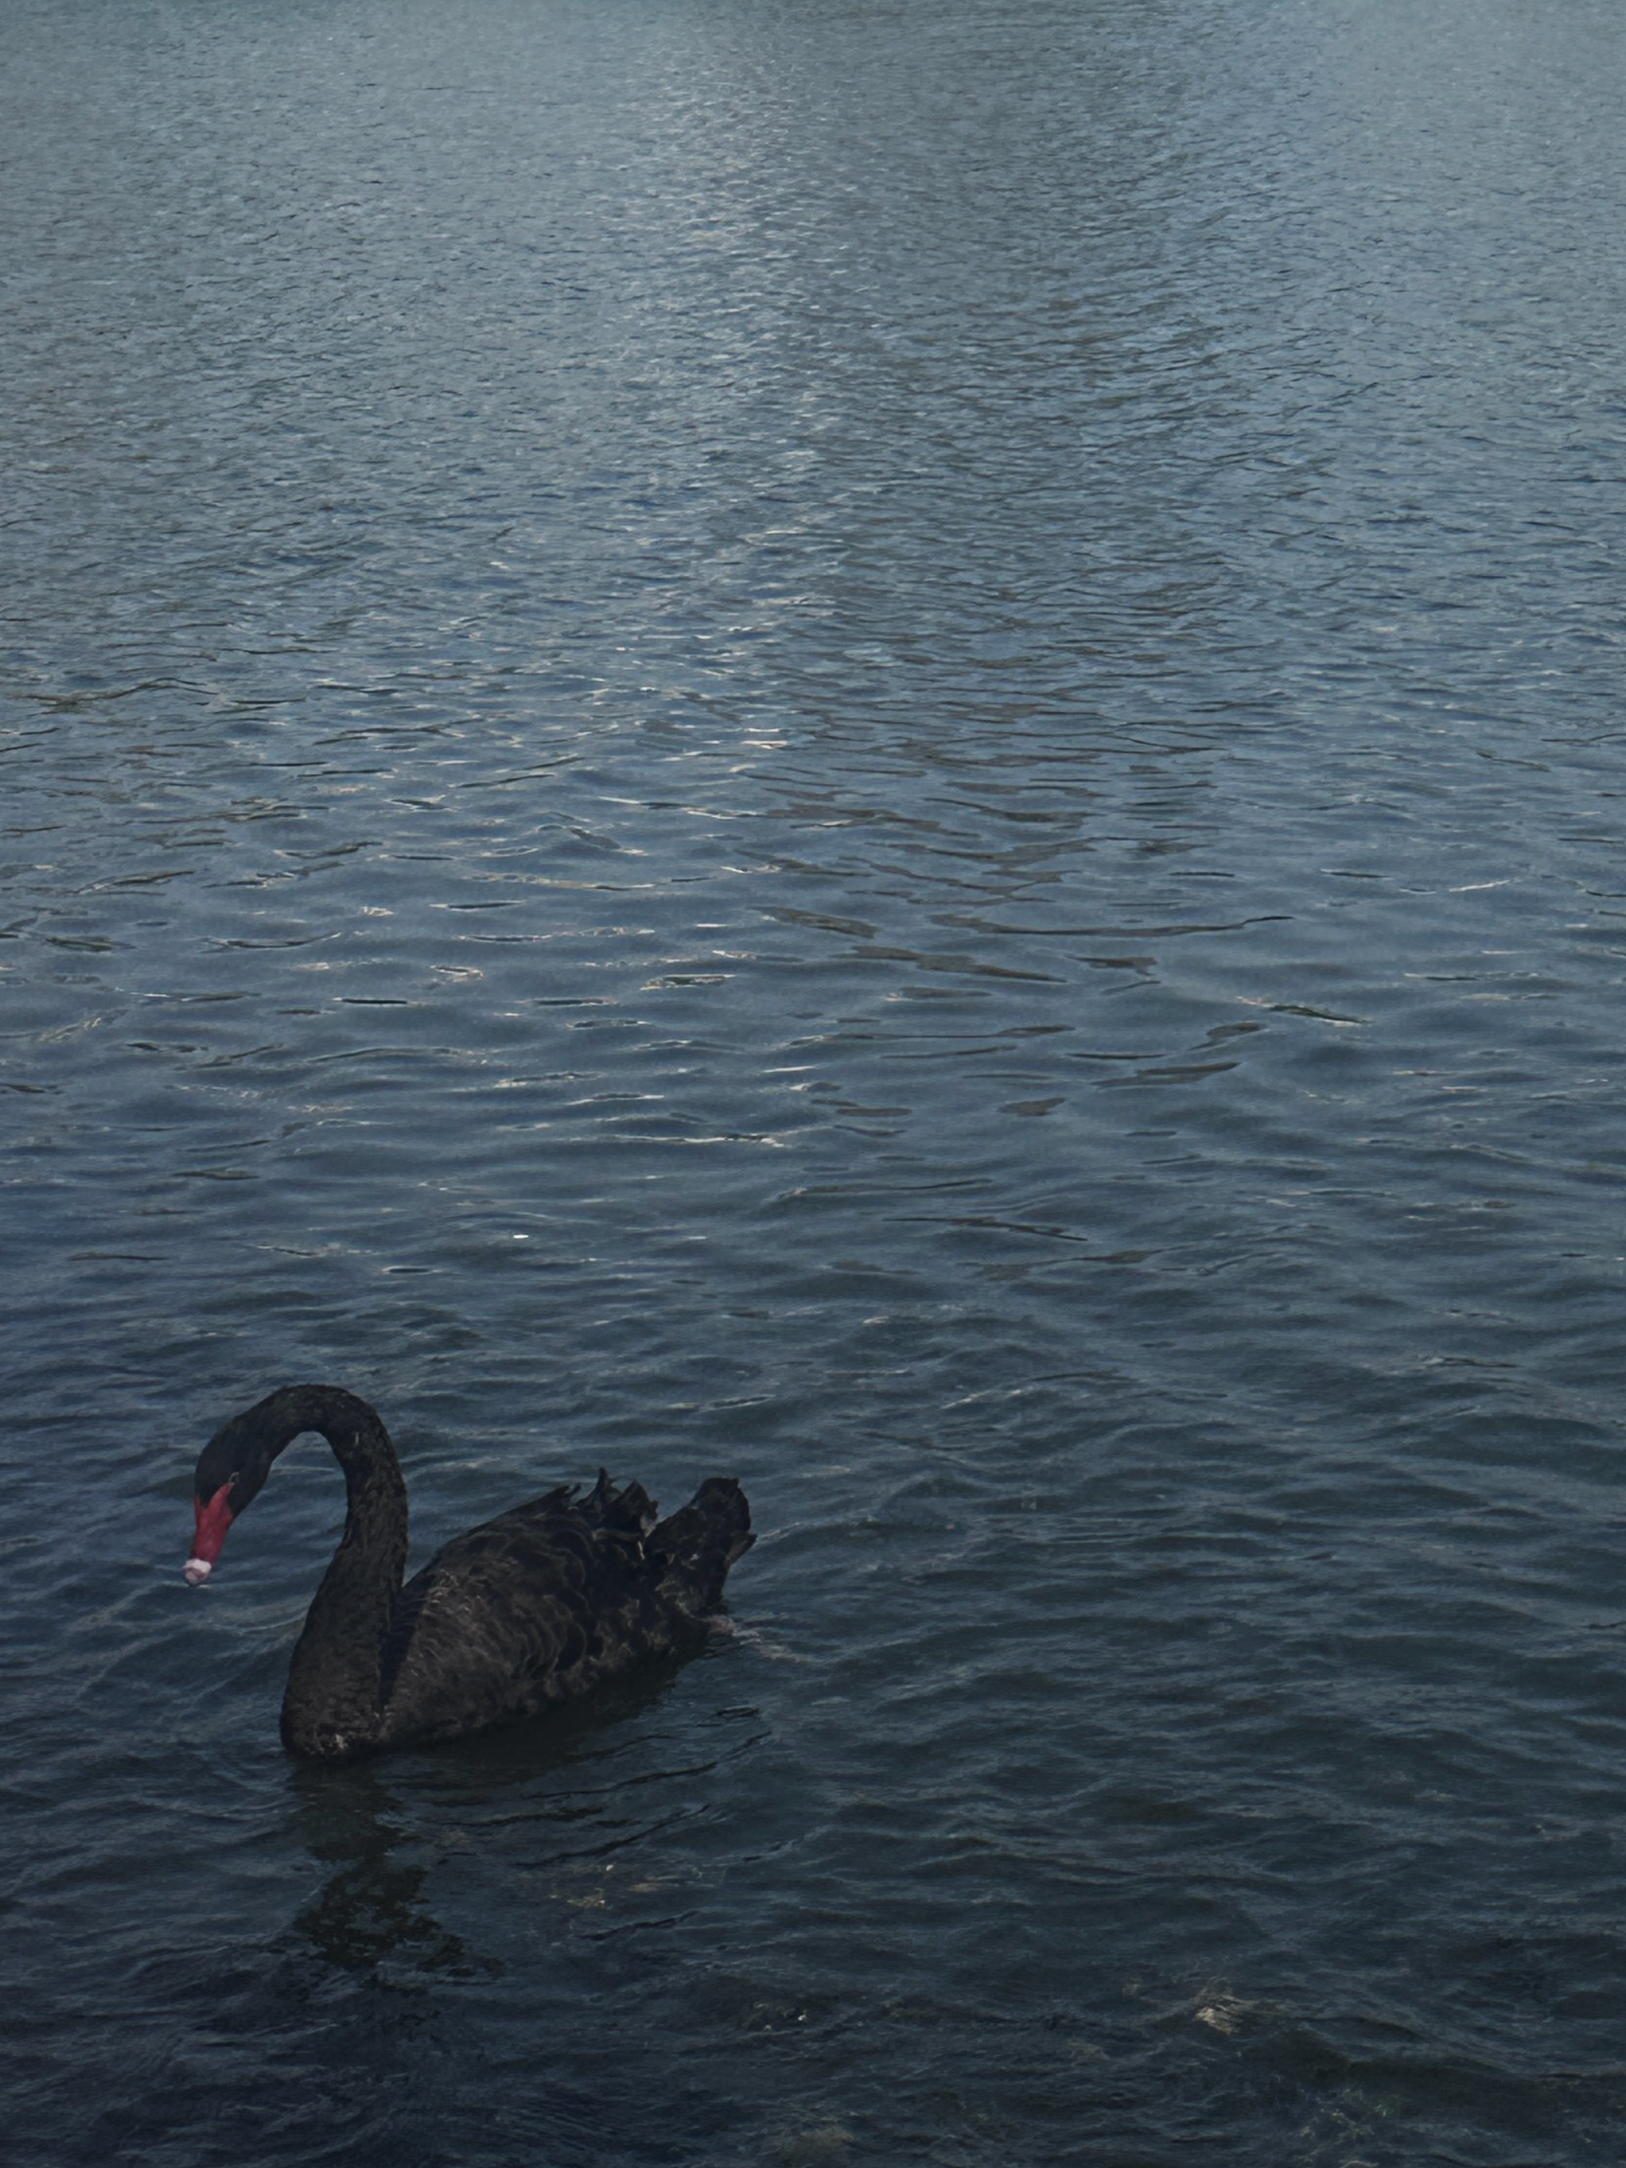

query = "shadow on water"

[212,1661,752,2168]
[280,1758,482,1981]
[277,1656,696,1983]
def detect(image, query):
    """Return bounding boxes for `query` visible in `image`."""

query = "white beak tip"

[184,1558,213,1587]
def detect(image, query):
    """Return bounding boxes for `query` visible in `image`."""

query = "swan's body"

[184,1385,752,1762]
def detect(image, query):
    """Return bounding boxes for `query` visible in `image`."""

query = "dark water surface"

[6,0,1626,2159]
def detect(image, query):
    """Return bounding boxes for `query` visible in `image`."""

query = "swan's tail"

[649,1478,753,1615]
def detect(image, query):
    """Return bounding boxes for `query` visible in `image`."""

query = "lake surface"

[5,0,1626,2159]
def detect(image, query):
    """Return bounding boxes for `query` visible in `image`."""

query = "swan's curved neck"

[259,1388,409,1760]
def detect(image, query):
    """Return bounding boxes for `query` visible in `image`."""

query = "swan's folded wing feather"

[375,1503,663,1747]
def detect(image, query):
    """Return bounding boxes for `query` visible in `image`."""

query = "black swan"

[183,1384,752,1762]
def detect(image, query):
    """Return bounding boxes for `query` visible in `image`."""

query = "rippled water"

[5,0,1626,2159]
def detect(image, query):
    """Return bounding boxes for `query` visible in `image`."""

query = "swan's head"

[184,1406,276,1586]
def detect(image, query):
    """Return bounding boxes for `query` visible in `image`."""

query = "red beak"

[185,1482,235,1586]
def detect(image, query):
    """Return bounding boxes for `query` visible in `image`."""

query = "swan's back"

[367,1472,751,1751]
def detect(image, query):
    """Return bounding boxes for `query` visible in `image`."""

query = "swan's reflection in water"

[246,1666,772,2166]
[281,1662,694,1981]
[283,1760,479,1980]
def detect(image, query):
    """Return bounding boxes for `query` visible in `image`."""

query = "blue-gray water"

[5,0,1626,2159]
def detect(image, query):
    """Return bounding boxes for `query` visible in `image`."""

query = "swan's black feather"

[376,1478,718,1746]
[186,1386,752,1762]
